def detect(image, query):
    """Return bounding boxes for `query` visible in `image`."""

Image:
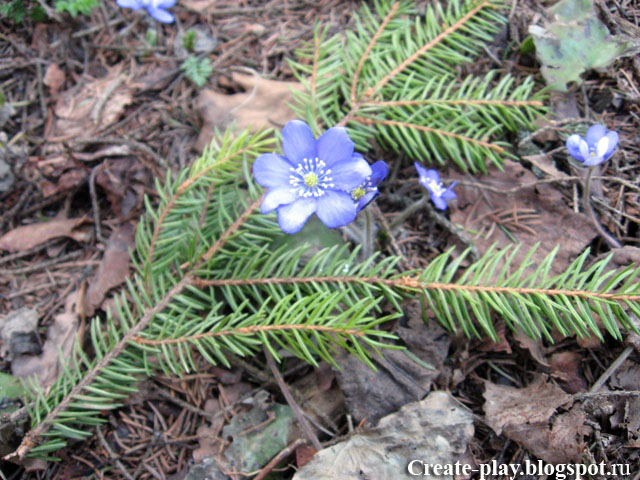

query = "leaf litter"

[2,0,640,477]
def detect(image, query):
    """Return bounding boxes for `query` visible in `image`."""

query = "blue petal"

[585,124,607,149]
[414,162,428,179]
[431,194,448,210]
[277,198,317,234]
[282,120,317,165]
[329,156,372,190]
[316,127,354,167]
[442,187,457,200]
[253,153,292,188]
[602,130,619,160]
[369,160,389,186]
[356,190,378,212]
[155,0,177,7]
[566,134,585,162]
[261,187,297,214]
[423,169,440,183]
[147,6,174,23]
[316,191,357,228]
[117,0,143,9]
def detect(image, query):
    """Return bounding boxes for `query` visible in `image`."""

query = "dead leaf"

[96,158,150,217]
[48,66,133,145]
[0,217,87,252]
[84,223,136,316]
[335,306,449,425]
[450,160,597,278]
[549,351,587,393]
[483,376,587,462]
[196,72,302,151]
[40,169,88,198]
[43,63,65,94]
[514,332,549,367]
[181,0,217,12]
[12,311,78,391]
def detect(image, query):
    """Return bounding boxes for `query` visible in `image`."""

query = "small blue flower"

[415,163,457,210]
[350,158,388,212]
[253,120,372,234]
[566,124,619,167]
[116,0,177,23]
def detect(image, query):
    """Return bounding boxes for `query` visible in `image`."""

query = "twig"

[263,346,322,452]
[96,426,135,480]
[0,250,84,276]
[254,438,306,480]
[89,164,104,243]
[589,346,633,393]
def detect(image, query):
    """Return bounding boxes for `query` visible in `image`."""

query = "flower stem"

[363,208,374,259]
[583,167,621,249]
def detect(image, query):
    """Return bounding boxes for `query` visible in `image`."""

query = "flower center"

[289,157,334,197]
[426,178,445,196]
[304,173,318,187]
[351,187,366,201]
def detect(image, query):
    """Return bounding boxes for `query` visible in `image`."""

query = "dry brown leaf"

[48,66,133,145]
[84,223,136,316]
[513,331,549,367]
[450,160,597,277]
[483,376,587,463]
[12,311,78,391]
[0,217,87,252]
[549,351,587,393]
[43,63,65,94]
[196,72,302,151]
[483,376,571,436]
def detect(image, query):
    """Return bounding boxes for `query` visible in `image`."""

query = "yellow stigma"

[351,187,366,200]
[304,173,318,187]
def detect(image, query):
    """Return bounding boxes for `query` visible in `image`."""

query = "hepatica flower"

[566,124,619,167]
[415,163,457,210]
[253,120,372,234]
[350,159,388,212]
[116,0,177,23]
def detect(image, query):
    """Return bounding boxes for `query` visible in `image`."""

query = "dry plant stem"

[5,196,265,461]
[263,346,322,453]
[254,438,306,480]
[589,346,634,393]
[389,197,428,231]
[96,426,135,480]
[583,167,622,249]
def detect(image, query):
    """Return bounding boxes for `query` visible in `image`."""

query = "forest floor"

[1,0,640,479]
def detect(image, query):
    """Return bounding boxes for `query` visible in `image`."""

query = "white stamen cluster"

[423,177,445,196]
[289,157,335,197]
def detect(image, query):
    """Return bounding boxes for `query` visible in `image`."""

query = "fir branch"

[360,0,494,100]
[7,195,265,461]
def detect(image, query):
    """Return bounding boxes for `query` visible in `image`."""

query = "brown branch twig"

[133,324,365,345]
[254,438,306,480]
[191,275,640,302]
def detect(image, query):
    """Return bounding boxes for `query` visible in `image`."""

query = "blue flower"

[415,163,457,210]
[116,0,177,23]
[350,159,388,212]
[566,124,619,167]
[253,120,372,234]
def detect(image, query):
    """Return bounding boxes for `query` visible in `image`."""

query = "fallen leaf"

[43,63,65,94]
[549,351,587,393]
[483,376,571,436]
[0,217,87,252]
[483,376,587,462]
[12,311,78,391]
[48,66,133,145]
[514,332,549,367]
[40,169,88,198]
[293,392,474,480]
[196,72,302,151]
[335,317,448,425]
[84,223,136,316]
[529,0,640,91]
[450,160,597,278]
